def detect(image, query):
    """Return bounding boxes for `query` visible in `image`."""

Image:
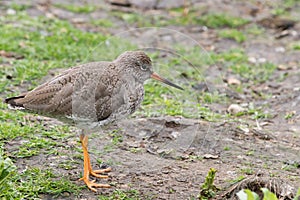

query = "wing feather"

[5,62,116,122]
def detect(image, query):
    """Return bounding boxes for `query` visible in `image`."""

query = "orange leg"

[79,133,111,192]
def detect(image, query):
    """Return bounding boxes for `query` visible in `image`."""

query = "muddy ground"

[1,0,300,199]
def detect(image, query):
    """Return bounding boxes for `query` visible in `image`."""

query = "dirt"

[1,0,300,199]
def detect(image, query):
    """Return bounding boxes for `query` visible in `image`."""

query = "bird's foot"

[80,178,110,192]
[90,167,112,178]
[79,167,112,192]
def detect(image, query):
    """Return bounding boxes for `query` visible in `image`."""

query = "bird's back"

[5,61,124,125]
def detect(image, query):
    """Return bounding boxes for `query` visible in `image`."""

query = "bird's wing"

[6,62,113,120]
[95,73,143,124]
[93,69,128,122]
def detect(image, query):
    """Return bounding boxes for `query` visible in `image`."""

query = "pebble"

[248,57,256,63]
[275,46,285,52]
[7,8,16,15]
[227,77,241,85]
[227,104,245,114]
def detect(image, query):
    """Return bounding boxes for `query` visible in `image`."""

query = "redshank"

[5,51,183,191]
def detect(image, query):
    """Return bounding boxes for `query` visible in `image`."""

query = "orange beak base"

[151,73,183,90]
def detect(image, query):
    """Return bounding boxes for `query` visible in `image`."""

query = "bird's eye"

[140,65,148,71]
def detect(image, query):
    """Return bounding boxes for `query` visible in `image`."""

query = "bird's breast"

[128,84,144,114]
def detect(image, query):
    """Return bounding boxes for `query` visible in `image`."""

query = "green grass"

[98,189,142,200]
[0,155,16,191]
[229,175,246,184]
[229,103,272,121]
[109,129,124,145]
[213,49,277,85]
[291,43,300,50]
[246,24,265,36]
[218,29,246,43]
[139,83,223,121]
[247,105,272,120]
[0,12,109,92]
[168,7,249,28]
[0,101,78,199]
[231,62,276,84]
[0,167,81,199]
[91,19,114,27]
[239,168,254,175]
[53,3,98,13]
[101,129,124,153]
[210,48,279,100]
[271,0,300,16]
[198,168,219,199]
[112,9,249,28]
[8,3,31,11]
[111,12,157,27]
[0,103,71,156]
[213,48,248,63]
[195,13,249,28]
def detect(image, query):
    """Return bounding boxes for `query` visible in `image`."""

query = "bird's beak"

[151,72,183,90]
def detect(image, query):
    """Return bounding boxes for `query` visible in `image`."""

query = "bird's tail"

[4,95,26,109]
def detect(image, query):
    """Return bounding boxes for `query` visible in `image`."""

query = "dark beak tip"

[178,86,184,91]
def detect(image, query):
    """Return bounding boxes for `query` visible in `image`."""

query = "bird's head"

[115,51,183,90]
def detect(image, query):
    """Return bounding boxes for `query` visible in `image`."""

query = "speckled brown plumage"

[6,53,147,126]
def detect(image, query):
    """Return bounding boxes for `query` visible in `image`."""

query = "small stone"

[227,104,245,114]
[227,77,241,85]
[61,192,70,197]
[72,18,86,23]
[290,30,298,36]
[170,131,180,139]
[7,8,16,15]
[19,41,27,48]
[119,184,130,189]
[293,87,300,91]
[156,0,185,9]
[190,26,207,32]
[226,170,237,176]
[257,57,266,63]
[45,12,55,19]
[180,154,190,160]
[175,176,188,182]
[275,30,290,39]
[277,64,289,70]
[275,46,285,52]
[67,140,77,146]
[203,154,219,159]
[238,125,250,134]
[156,179,164,185]
[157,148,172,155]
[129,0,156,9]
[248,57,257,63]
[259,122,270,127]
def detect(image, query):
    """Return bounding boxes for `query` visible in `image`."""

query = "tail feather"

[4,95,26,108]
